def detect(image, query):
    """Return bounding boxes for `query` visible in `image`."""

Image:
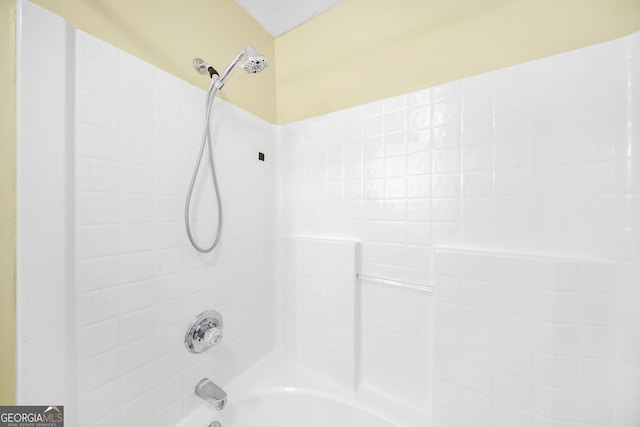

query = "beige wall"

[32,0,277,123]
[275,0,640,123]
[0,0,16,406]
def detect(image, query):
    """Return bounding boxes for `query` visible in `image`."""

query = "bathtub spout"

[195,378,227,410]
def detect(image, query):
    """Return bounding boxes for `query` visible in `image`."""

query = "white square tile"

[433,148,461,173]
[121,73,154,108]
[78,318,120,361]
[120,164,154,194]
[121,104,154,138]
[77,288,119,327]
[434,99,462,127]
[120,195,155,223]
[76,123,119,161]
[120,134,155,167]
[120,251,155,284]
[385,155,407,177]
[460,361,493,397]
[434,125,462,150]
[77,380,121,426]
[576,391,614,424]
[121,279,155,314]
[77,158,119,192]
[385,110,406,133]
[77,89,119,129]
[77,192,119,225]
[77,225,120,259]
[459,388,493,426]
[407,175,432,198]
[76,53,118,96]
[77,349,119,394]
[494,372,533,411]
[76,256,119,292]
[121,307,155,345]
[407,129,431,153]
[408,151,432,175]
[408,105,432,130]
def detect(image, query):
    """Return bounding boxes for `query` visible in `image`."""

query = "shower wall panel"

[288,236,432,408]
[360,282,432,409]
[277,31,640,425]
[73,31,276,427]
[16,0,71,408]
[293,237,358,389]
[433,248,616,426]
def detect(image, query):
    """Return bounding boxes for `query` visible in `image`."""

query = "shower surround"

[275,29,640,427]
[72,37,276,427]
[18,3,275,426]
[17,1,640,426]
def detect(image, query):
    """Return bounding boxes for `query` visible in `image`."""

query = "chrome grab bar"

[356,273,433,293]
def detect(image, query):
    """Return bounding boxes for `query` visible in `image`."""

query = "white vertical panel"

[16,0,74,414]
[294,237,358,389]
[360,283,432,408]
[17,1,73,408]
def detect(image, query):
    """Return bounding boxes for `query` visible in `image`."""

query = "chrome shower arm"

[218,50,245,89]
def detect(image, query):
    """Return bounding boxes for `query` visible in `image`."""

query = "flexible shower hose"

[184,79,223,253]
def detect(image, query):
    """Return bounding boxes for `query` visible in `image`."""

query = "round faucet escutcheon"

[185,310,224,353]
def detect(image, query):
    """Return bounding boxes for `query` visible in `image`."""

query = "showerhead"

[219,44,268,87]
[193,44,268,91]
[240,44,268,74]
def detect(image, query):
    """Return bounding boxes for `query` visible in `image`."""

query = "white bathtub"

[177,352,429,427]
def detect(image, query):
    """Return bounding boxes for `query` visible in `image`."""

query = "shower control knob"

[203,326,223,346]
[185,310,224,353]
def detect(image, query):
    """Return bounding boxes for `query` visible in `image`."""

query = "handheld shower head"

[185,43,268,254]
[217,44,268,88]
[192,44,268,90]
[240,44,268,74]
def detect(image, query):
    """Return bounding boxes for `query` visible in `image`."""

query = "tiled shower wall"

[74,31,275,427]
[433,248,617,426]
[282,236,433,409]
[21,3,640,425]
[277,32,640,425]
[278,33,640,280]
